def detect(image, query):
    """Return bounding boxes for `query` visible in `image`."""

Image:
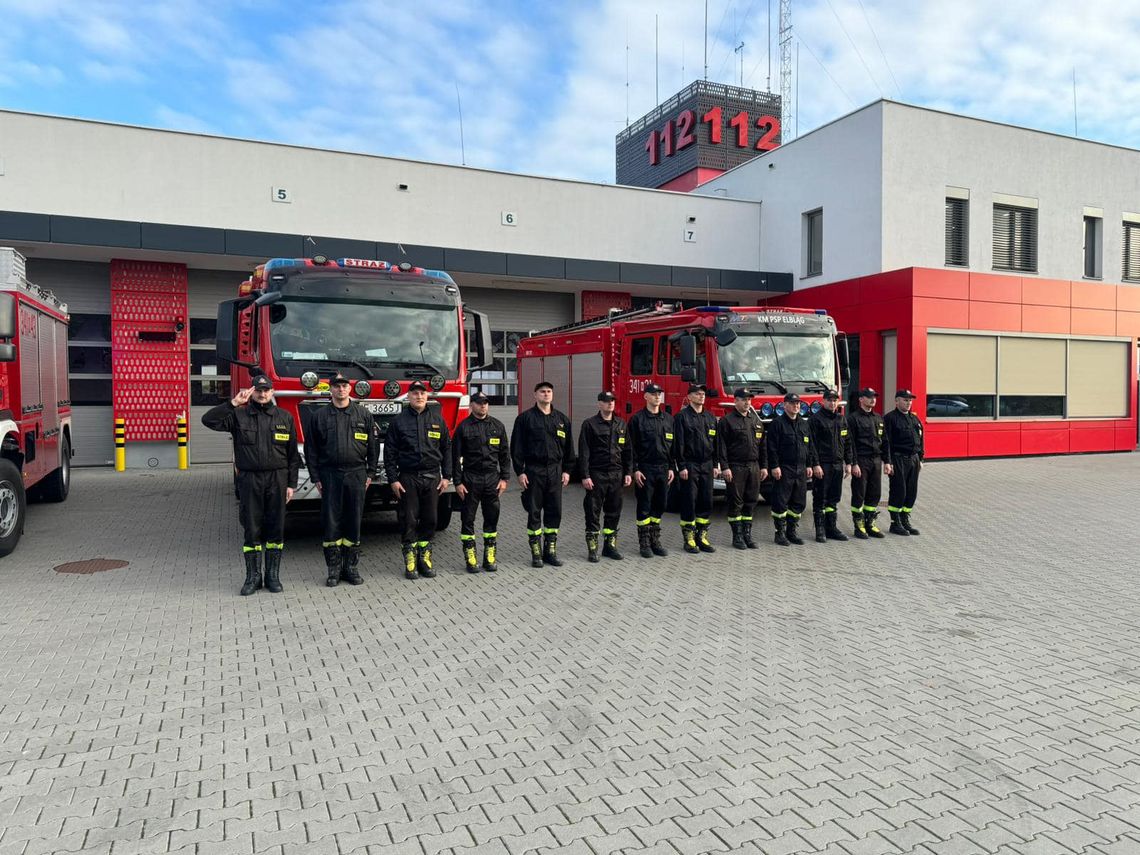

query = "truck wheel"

[38,436,71,503]
[0,459,27,557]
[435,493,453,531]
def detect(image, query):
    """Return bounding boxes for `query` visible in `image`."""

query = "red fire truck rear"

[215,254,491,529]
[0,248,73,557]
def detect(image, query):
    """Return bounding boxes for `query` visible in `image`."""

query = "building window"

[67,312,113,406]
[803,209,823,276]
[926,333,996,418]
[1083,215,1102,279]
[992,204,1037,273]
[945,198,968,266]
[1067,339,1128,417]
[1123,221,1140,282]
[190,317,230,405]
[468,330,525,406]
[629,337,654,375]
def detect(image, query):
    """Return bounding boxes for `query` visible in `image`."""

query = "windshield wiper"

[799,378,832,394]
[737,378,787,394]
[362,359,444,378]
[303,357,374,379]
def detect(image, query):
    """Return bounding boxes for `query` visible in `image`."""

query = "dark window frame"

[945,197,969,267]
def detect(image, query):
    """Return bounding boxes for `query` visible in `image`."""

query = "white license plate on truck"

[361,400,402,416]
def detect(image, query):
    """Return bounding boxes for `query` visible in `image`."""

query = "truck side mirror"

[0,343,15,362]
[714,325,737,347]
[680,366,697,383]
[678,333,696,366]
[467,308,494,370]
[837,332,851,393]
[0,295,14,339]
[216,298,244,366]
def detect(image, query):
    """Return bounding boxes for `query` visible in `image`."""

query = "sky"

[3,0,1140,184]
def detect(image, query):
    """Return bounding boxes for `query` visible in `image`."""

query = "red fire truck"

[0,248,73,557]
[215,255,491,529]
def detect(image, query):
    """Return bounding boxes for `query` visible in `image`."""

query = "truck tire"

[435,493,453,531]
[37,436,71,503]
[0,459,27,557]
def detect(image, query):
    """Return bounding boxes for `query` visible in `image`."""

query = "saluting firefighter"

[452,391,510,572]
[385,380,452,579]
[765,392,818,545]
[628,383,675,559]
[808,389,853,543]
[718,388,769,550]
[883,388,924,536]
[578,391,633,563]
[511,381,576,568]
[674,383,720,554]
[202,374,299,595]
[846,387,887,539]
[304,371,379,587]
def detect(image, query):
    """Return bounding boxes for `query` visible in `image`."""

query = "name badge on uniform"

[617,436,626,444]
[665,432,674,440]
[803,436,810,443]
[274,433,290,441]
[878,426,884,434]
[428,430,441,439]
[708,429,716,436]
[556,430,566,438]
[354,432,369,441]
[489,437,501,445]
[755,431,763,439]
[840,429,848,436]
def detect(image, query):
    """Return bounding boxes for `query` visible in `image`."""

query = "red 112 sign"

[644,107,781,165]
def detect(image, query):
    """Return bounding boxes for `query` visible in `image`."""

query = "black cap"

[822,389,840,401]
[251,374,273,390]
[535,380,554,391]
[783,392,801,403]
[330,372,351,385]
[895,389,916,399]
[597,391,616,402]
[643,382,664,394]
[858,387,878,398]
[407,380,428,392]
[733,388,750,399]
[470,391,489,404]
[687,383,707,394]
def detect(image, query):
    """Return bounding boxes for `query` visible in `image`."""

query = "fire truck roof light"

[695,306,730,312]
[815,309,827,314]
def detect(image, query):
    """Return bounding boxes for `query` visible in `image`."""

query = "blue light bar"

[263,258,299,272]
[695,306,731,312]
[814,309,827,314]
[421,268,457,284]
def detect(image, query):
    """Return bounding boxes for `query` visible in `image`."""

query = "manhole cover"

[53,559,130,575]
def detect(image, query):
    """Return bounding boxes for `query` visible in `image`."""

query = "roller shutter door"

[70,407,115,467]
[190,406,232,464]
[459,287,574,333]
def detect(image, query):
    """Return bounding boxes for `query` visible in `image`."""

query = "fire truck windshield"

[269,299,460,378]
[719,332,836,390]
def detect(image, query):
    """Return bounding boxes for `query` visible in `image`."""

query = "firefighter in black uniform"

[628,383,675,559]
[385,380,452,579]
[202,374,299,595]
[578,391,633,563]
[883,389,924,536]
[674,383,721,554]
[304,372,379,587]
[718,388,768,550]
[452,391,510,572]
[846,387,887,539]
[765,393,818,545]
[511,381,575,568]
[808,389,853,543]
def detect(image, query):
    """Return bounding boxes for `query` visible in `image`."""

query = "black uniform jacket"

[765,412,819,472]
[510,406,575,474]
[578,413,632,477]
[452,414,510,482]
[882,409,925,461]
[717,408,768,467]
[384,404,452,482]
[303,400,380,482]
[202,400,300,487]
[627,408,676,471]
[808,407,853,465]
[846,408,885,460]
[674,405,719,469]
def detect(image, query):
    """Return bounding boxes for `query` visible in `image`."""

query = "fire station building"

[0,97,1137,465]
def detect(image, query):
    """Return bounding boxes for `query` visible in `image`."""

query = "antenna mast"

[779,0,793,140]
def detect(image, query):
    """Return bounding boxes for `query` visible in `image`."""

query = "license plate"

[361,400,402,416]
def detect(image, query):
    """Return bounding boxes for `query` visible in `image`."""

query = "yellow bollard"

[114,417,126,471]
[177,414,189,470]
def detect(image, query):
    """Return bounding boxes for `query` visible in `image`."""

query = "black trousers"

[318,466,367,546]
[850,456,882,513]
[237,469,288,549]
[771,468,807,519]
[725,461,761,521]
[583,469,623,534]
[396,471,440,546]
[460,471,501,538]
[677,462,714,525]
[888,453,921,513]
[635,466,669,526]
[521,464,563,534]
[812,461,845,516]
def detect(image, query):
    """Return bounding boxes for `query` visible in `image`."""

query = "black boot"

[529,535,544,568]
[825,513,848,541]
[264,549,283,593]
[543,533,563,567]
[463,538,479,573]
[730,521,746,550]
[889,512,909,536]
[682,524,700,554]
[402,544,418,579]
[240,550,262,596]
[416,542,437,577]
[865,510,886,539]
[774,517,789,546]
[900,512,920,535]
[602,532,623,560]
[340,544,363,585]
[786,516,805,545]
[638,526,653,558]
[696,523,716,553]
[813,511,827,543]
[742,520,758,549]
[649,523,668,556]
[483,536,498,571]
[852,512,869,540]
[323,545,341,587]
[586,531,600,563]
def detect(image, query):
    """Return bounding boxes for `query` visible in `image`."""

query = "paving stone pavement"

[2,454,1140,855]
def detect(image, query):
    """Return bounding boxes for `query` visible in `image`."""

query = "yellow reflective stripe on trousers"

[543,528,559,535]
[241,545,262,552]
[695,517,710,525]
[637,518,652,527]
[602,528,616,535]
[460,534,476,541]
[482,531,497,538]
[527,529,543,536]
[265,542,284,550]
[887,505,902,512]
[901,506,913,513]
